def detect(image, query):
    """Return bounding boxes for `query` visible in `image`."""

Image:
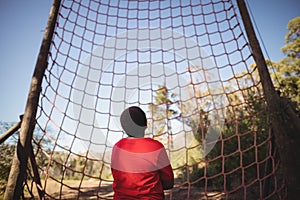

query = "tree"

[203,86,269,192]
[273,16,300,110]
[175,65,271,197]
[0,144,15,196]
[0,121,19,196]
[147,85,179,139]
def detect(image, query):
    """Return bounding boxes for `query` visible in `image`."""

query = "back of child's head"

[120,106,147,137]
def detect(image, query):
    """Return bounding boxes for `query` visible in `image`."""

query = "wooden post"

[236,0,300,198]
[4,0,61,199]
[28,143,44,199]
[0,115,23,144]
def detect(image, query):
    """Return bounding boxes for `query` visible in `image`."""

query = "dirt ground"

[25,179,226,200]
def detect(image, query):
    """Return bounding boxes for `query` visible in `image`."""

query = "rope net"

[26,0,286,199]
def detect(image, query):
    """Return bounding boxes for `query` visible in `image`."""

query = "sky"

[0,0,299,123]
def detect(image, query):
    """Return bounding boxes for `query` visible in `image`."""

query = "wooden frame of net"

[4,0,300,199]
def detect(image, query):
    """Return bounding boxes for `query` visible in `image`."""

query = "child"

[111,106,174,199]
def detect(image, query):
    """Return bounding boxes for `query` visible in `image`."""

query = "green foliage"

[272,16,300,110]
[186,108,210,144]
[148,85,179,137]
[0,144,15,196]
[176,84,270,190]
[0,121,19,196]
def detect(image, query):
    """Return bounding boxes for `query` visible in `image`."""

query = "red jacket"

[111,138,174,200]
